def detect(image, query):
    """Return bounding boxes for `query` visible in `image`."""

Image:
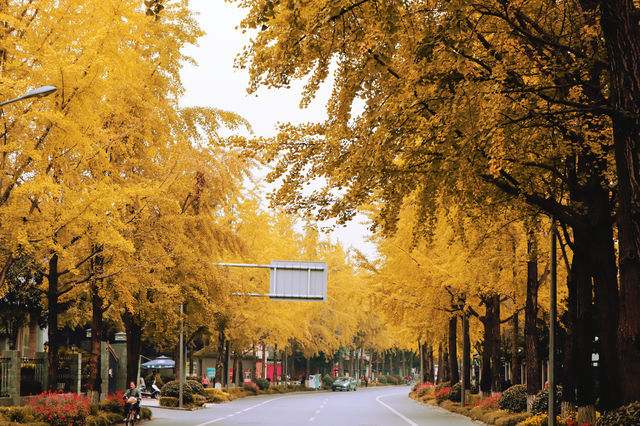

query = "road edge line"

[375,394,419,426]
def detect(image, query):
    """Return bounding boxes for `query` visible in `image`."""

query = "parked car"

[332,376,357,391]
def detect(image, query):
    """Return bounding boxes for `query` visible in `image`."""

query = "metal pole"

[179,303,184,408]
[461,313,467,407]
[136,355,141,391]
[548,220,556,426]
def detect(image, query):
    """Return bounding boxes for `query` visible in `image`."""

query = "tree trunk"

[584,192,621,410]
[122,309,142,385]
[448,315,459,384]
[489,295,501,393]
[562,240,578,416]
[480,307,492,396]
[46,254,60,391]
[234,353,241,386]
[215,331,225,385]
[427,345,434,383]
[525,235,541,409]
[599,0,640,405]
[462,313,471,391]
[252,344,257,381]
[88,279,103,403]
[510,311,520,385]
[263,344,268,379]
[573,229,596,422]
[437,342,443,384]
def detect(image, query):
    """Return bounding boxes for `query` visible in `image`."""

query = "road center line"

[375,394,419,426]
[195,396,287,426]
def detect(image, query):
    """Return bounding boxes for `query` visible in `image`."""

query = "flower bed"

[29,390,91,425]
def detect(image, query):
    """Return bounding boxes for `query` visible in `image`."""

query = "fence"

[20,357,46,396]
[0,357,10,398]
[56,354,81,393]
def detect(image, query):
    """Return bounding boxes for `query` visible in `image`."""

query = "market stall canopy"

[141,356,175,369]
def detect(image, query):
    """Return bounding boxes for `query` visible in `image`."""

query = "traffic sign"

[269,260,327,301]
[217,260,328,301]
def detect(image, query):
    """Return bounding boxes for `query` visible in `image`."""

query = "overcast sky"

[178,0,377,259]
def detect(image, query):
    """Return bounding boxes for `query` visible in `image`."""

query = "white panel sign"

[269,260,327,301]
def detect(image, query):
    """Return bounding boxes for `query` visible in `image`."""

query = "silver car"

[332,376,357,391]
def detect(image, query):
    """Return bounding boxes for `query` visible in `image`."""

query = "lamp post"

[0,86,57,107]
[548,219,557,426]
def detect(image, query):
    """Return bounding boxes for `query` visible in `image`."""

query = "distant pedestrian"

[201,375,210,388]
[364,376,369,387]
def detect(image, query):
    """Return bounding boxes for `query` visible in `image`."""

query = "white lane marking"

[309,417,316,422]
[375,394,419,426]
[195,396,287,426]
[235,411,242,414]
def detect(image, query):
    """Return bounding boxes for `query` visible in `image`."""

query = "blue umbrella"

[141,356,175,369]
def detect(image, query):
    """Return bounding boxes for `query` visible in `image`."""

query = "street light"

[0,85,57,107]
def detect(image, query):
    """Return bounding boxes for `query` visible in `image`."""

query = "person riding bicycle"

[123,381,141,421]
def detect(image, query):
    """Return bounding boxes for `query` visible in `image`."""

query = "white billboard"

[269,260,327,301]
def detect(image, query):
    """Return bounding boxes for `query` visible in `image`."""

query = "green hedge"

[97,398,123,415]
[160,380,196,404]
[159,396,179,407]
[498,384,527,413]
[255,378,270,390]
[449,382,462,402]
[530,386,562,415]
[0,407,39,423]
[596,401,640,425]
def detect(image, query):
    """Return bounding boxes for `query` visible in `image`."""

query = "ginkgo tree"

[233,0,632,410]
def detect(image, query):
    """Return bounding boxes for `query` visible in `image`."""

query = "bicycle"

[123,403,136,426]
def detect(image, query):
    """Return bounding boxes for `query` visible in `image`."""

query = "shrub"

[159,396,178,407]
[0,406,38,423]
[187,379,205,395]
[98,391,124,414]
[498,384,527,412]
[520,412,587,426]
[204,388,231,403]
[322,374,335,387]
[243,382,259,394]
[255,378,270,390]
[160,380,196,404]
[476,394,500,409]
[141,406,152,420]
[436,381,451,391]
[29,390,91,426]
[596,401,640,425]
[435,386,451,403]
[531,386,563,415]
[448,382,462,402]
[415,383,434,398]
[86,412,123,426]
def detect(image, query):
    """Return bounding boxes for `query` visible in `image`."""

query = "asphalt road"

[144,385,477,426]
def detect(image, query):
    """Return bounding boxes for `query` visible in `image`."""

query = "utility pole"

[179,303,184,408]
[548,221,556,426]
